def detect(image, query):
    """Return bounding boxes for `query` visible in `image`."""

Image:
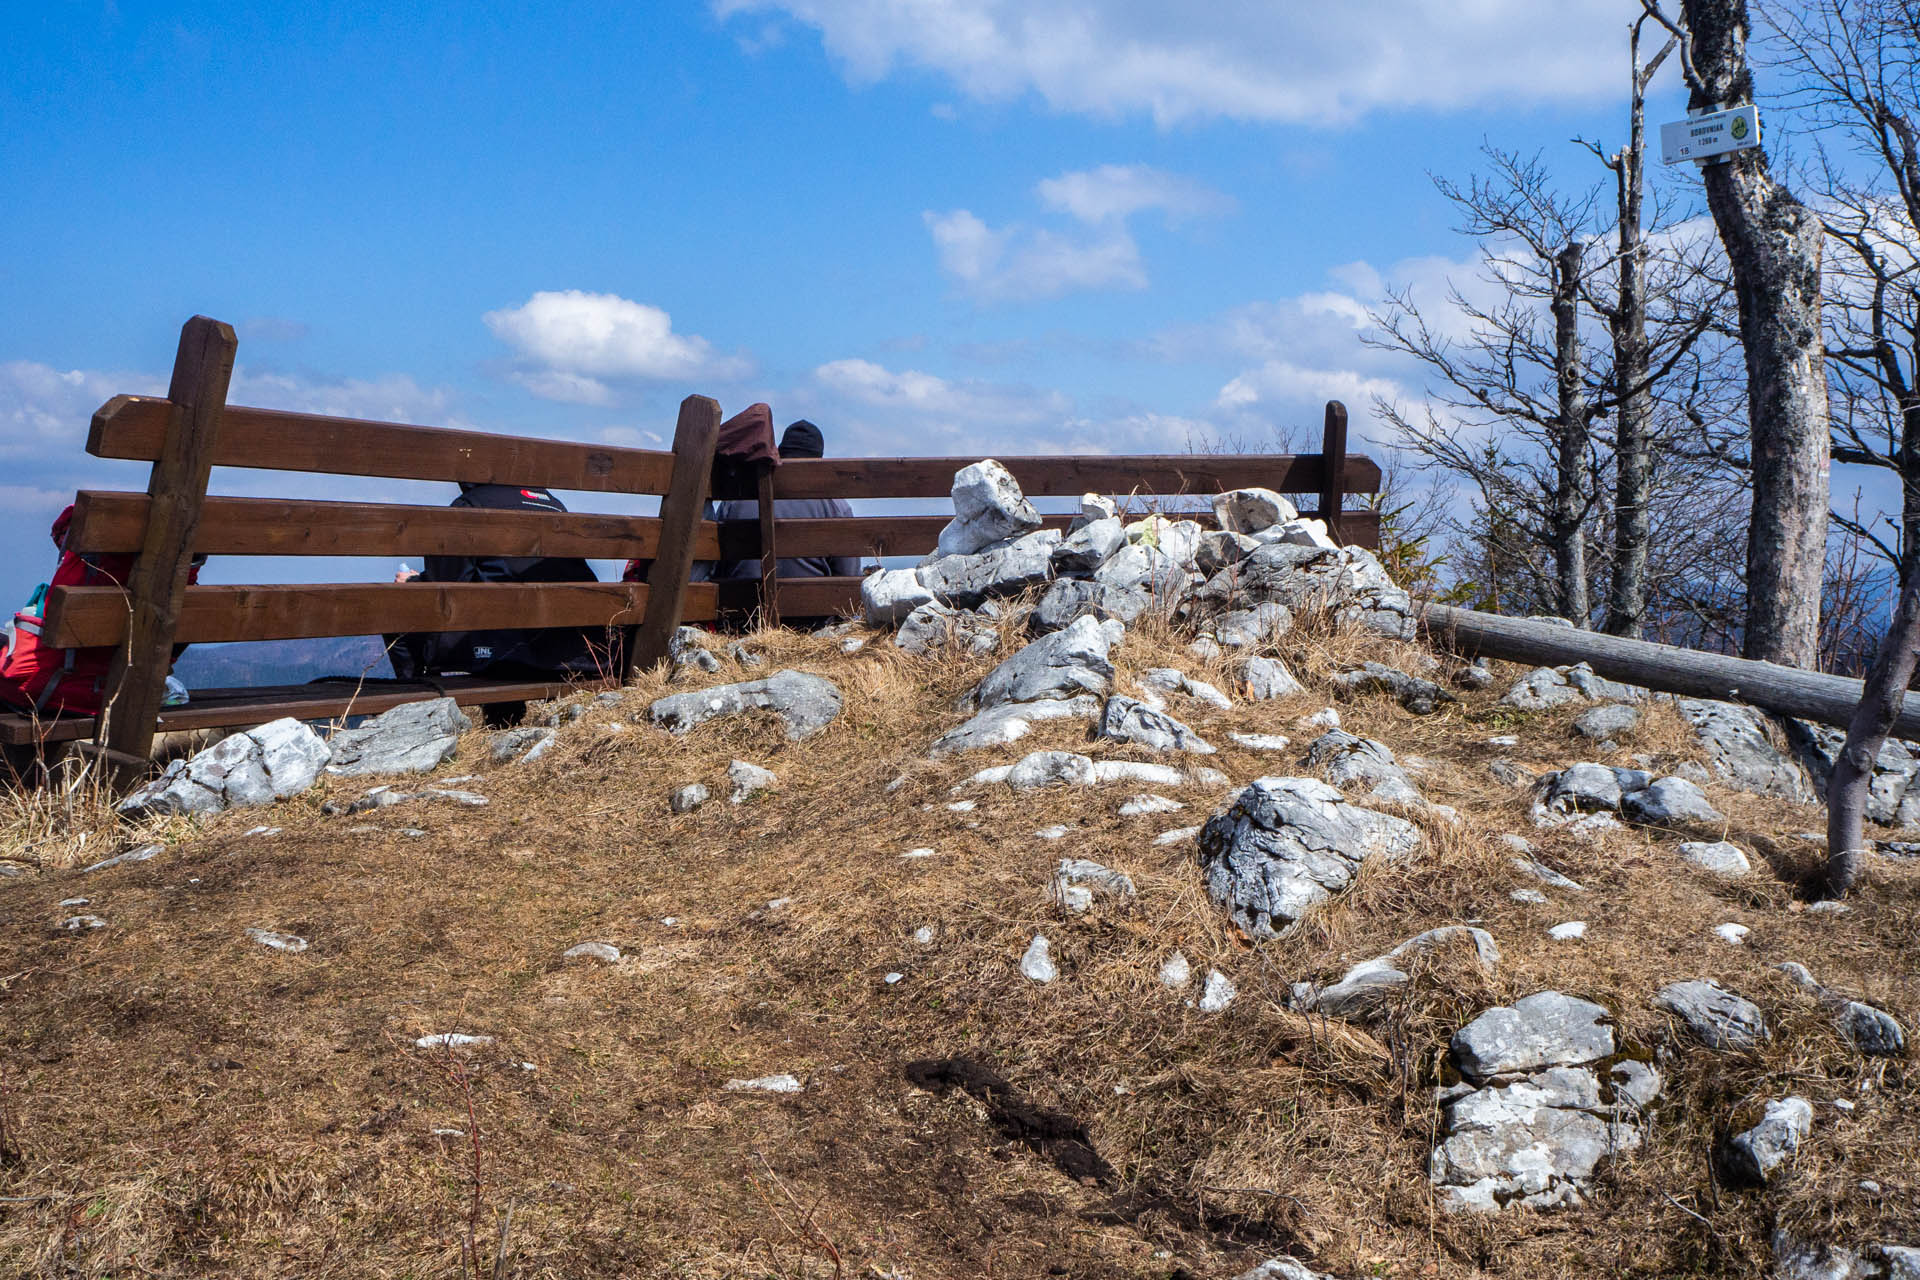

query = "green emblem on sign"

[1730,116,1749,140]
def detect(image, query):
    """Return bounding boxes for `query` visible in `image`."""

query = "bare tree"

[1757,0,1920,890]
[1646,0,1833,668]
[1583,17,1683,636]
[1370,150,1610,624]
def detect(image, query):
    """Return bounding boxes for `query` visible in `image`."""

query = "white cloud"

[927,164,1225,302]
[484,290,752,402]
[0,360,159,456]
[926,209,1144,302]
[227,369,457,425]
[815,356,1071,422]
[1036,164,1232,225]
[712,0,1630,126]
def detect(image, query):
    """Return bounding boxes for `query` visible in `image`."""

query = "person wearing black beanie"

[778,420,826,459]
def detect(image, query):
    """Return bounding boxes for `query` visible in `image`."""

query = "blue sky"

[2,0,1717,604]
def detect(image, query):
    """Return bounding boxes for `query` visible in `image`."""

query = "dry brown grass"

[0,612,1914,1278]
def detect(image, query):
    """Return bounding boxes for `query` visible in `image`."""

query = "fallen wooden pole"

[1419,603,1918,740]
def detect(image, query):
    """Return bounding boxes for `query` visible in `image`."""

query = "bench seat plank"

[0,675,600,746]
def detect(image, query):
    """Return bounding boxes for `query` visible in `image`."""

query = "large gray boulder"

[1500,662,1649,712]
[1330,662,1457,716]
[1029,577,1132,634]
[1451,991,1615,1082]
[648,669,844,741]
[895,601,998,657]
[1430,1060,1657,1212]
[1787,718,1920,828]
[1653,979,1769,1050]
[936,459,1041,557]
[1622,776,1725,827]
[1197,776,1421,938]
[927,696,1100,757]
[1678,698,1816,803]
[119,718,330,816]
[1212,487,1296,535]
[918,529,1060,609]
[1540,763,1625,814]
[1432,991,1655,1212]
[862,568,936,626]
[1096,695,1215,754]
[1237,655,1304,701]
[1210,602,1293,649]
[1090,542,1191,621]
[1050,516,1126,575]
[1302,729,1423,806]
[1194,541,1412,639]
[325,697,470,777]
[968,615,1123,710]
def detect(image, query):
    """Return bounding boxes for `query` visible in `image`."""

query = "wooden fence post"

[628,395,722,677]
[96,316,237,781]
[755,462,780,628]
[1318,399,1349,546]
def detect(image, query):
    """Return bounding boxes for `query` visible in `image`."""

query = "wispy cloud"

[484,290,753,404]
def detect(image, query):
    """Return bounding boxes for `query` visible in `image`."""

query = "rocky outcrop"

[1653,980,1769,1050]
[967,615,1123,710]
[1330,662,1457,715]
[120,718,331,816]
[1197,777,1421,939]
[936,459,1041,557]
[648,670,844,741]
[1431,991,1659,1212]
[1678,699,1816,803]
[325,697,470,776]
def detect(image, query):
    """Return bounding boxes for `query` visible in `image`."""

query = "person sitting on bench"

[387,482,620,681]
[695,420,861,584]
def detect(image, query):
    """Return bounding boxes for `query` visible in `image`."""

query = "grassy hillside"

[0,613,1914,1277]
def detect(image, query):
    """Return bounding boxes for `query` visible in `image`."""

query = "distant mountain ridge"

[171,635,393,689]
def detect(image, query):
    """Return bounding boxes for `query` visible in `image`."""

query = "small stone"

[1034,825,1069,839]
[245,928,308,953]
[1486,735,1520,747]
[1680,840,1751,877]
[489,726,555,764]
[669,783,710,814]
[1806,899,1851,914]
[1548,921,1588,941]
[1714,923,1751,945]
[900,847,938,859]
[724,1073,803,1093]
[839,636,866,654]
[1299,707,1340,732]
[1213,487,1297,534]
[1573,703,1641,740]
[244,825,280,837]
[1238,655,1304,701]
[1510,888,1549,904]
[57,897,88,907]
[415,1033,493,1051]
[1118,794,1184,816]
[1653,980,1769,1050]
[884,971,904,984]
[1724,1097,1813,1184]
[1511,857,1585,891]
[58,915,107,932]
[1159,951,1192,988]
[1049,858,1136,912]
[913,926,935,945]
[1020,934,1058,983]
[946,799,976,812]
[1223,730,1289,756]
[1197,969,1237,1013]
[1622,776,1725,827]
[563,942,620,963]
[727,760,777,804]
[79,843,161,874]
[1154,825,1201,846]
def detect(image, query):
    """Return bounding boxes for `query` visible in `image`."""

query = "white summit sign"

[1660,104,1761,165]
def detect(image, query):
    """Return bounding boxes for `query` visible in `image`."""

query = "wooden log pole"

[755,462,780,628]
[97,316,237,780]
[1318,400,1349,546]
[628,395,722,677]
[1423,602,1920,739]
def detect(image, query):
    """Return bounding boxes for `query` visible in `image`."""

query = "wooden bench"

[703,400,1380,624]
[2,316,728,773]
[2,315,1380,777]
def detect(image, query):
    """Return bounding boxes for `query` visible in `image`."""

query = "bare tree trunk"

[1551,240,1592,625]
[1825,566,1920,896]
[1606,32,1658,638]
[1679,0,1830,667]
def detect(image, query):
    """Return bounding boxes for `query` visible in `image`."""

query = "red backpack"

[0,506,153,717]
